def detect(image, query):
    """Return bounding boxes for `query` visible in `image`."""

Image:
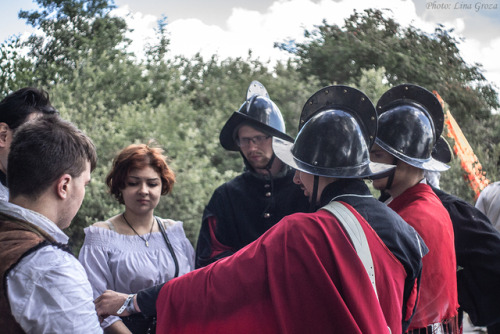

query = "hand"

[94,290,131,317]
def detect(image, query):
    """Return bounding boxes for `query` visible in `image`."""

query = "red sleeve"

[206,216,233,259]
[195,216,235,268]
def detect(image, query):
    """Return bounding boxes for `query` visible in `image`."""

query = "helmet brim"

[273,137,395,179]
[299,85,377,148]
[220,112,294,151]
[376,138,450,172]
[432,136,453,164]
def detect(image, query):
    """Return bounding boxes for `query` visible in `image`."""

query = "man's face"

[237,125,273,170]
[59,161,91,229]
[293,170,331,203]
[369,143,395,191]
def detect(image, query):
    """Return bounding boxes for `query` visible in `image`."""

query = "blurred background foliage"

[1,1,498,253]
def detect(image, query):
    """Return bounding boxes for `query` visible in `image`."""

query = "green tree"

[19,0,129,86]
[276,8,500,202]
[0,37,36,97]
[277,9,498,123]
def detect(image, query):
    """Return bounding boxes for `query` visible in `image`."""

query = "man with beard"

[195,80,309,268]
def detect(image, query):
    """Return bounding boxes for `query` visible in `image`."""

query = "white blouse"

[78,218,195,329]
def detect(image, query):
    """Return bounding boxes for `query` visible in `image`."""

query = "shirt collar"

[0,201,69,244]
[319,179,372,207]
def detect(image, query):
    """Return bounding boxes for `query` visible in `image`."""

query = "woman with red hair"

[79,142,194,334]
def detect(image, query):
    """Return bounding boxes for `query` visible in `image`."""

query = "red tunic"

[156,203,406,334]
[389,183,459,330]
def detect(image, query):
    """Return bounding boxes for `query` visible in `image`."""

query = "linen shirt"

[2,201,102,334]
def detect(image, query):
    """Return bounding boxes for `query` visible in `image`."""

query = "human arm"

[78,227,123,329]
[103,320,132,334]
[7,246,103,333]
[95,283,165,319]
[195,215,235,268]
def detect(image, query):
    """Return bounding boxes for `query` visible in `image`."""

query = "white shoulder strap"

[321,201,378,299]
[106,220,116,232]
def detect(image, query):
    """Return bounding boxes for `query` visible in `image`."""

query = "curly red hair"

[106,142,175,204]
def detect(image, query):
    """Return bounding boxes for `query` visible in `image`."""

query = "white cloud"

[113,0,500,92]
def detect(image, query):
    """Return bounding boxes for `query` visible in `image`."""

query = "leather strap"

[321,201,378,299]
[156,217,179,278]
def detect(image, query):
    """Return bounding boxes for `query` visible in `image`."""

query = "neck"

[386,165,424,199]
[254,157,284,176]
[123,210,155,228]
[0,159,7,176]
[11,195,61,228]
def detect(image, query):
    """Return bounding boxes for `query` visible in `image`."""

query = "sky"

[1,0,500,93]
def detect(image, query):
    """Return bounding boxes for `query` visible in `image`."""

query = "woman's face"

[121,166,162,215]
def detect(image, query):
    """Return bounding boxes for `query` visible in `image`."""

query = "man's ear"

[56,174,72,200]
[0,123,10,148]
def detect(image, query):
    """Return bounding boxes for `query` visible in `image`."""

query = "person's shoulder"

[92,221,111,229]
[91,216,121,230]
[211,173,250,193]
[13,242,80,275]
[481,181,500,195]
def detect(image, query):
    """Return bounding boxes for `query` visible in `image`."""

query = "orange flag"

[433,91,489,198]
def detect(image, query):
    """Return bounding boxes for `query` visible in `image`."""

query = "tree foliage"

[277,8,500,201]
[1,2,499,251]
[19,0,129,86]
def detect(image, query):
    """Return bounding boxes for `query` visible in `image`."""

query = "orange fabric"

[433,91,489,198]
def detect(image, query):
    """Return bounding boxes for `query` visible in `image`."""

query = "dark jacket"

[431,186,500,327]
[195,168,309,268]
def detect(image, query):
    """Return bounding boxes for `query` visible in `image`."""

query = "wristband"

[125,295,137,314]
[117,294,135,315]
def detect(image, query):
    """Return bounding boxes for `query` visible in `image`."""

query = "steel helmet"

[273,85,395,179]
[375,84,449,172]
[219,81,293,151]
[432,136,453,164]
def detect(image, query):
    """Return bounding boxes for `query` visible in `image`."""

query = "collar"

[246,163,290,180]
[319,179,372,208]
[0,201,69,244]
[384,178,427,204]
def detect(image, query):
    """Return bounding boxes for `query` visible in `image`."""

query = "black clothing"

[137,284,164,318]
[195,168,309,268]
[431,186,500,328]
[0,170,6,187]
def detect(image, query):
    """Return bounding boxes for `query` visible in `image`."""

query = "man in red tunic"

[95,86,425,333]
[370,84,460,333]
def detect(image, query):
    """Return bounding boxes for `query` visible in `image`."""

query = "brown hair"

[106,142,175,204]
[8,114,96,200]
